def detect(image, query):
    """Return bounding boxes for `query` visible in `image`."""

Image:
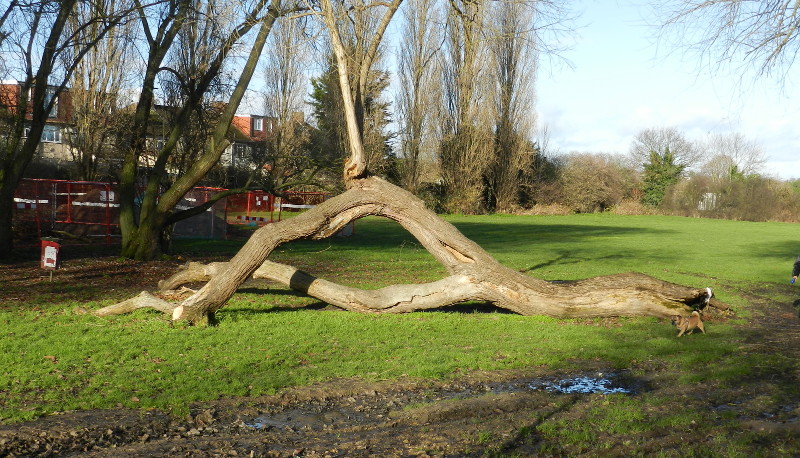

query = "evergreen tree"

[641,148,686,207]
[308,63,393,180]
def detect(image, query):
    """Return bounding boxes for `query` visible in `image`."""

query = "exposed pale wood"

[94,291,176,317]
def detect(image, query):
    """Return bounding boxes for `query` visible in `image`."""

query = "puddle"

[244,417,282,430]
[243,408,354,431]
[528,373,633,395]
[243,372,638,430]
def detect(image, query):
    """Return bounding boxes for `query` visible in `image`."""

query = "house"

[224,113,272,170]
[1,80,313,183]
[222,111,307,173]
[0,80,75,167]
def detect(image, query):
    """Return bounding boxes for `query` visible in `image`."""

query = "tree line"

[2,0,799,261]
[528,126,800,222]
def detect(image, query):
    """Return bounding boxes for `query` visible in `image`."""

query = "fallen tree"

[96,0,728,325]
[96,175,728,324]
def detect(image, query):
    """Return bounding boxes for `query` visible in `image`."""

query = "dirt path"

[2,258,800,456]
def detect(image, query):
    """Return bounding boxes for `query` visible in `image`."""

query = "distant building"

[1,82,313,183]
[223,111,308,172]
[0,80,76,167]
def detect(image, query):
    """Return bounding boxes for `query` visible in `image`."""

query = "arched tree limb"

[97,176,728,324]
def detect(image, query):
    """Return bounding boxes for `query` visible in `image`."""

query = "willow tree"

[116,0,284,260]
[98,0,725,325]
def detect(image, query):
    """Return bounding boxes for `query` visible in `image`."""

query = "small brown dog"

[671,311,705,337]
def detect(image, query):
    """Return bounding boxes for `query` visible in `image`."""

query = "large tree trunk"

[119,220,166,261]
[97,176,727,324]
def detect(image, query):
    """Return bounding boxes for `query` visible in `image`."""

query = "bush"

[609,199,658,216]
[558,154,638,213]
[518,203,573,216]
[663,174,800,222]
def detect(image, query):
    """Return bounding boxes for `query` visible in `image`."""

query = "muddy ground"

[2,254,800,456]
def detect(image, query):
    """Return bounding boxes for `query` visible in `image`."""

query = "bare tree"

[259,16,324,192]
[629,127,703,170]
[116,0,285,260]
[65,0,136,180]
[395,0,442,195]
[264,18,307,123]
[484,0,536,213]
[311,0,397,181]
[0,1,17,59]
[439,0,492,214]
[701,132,766,179]
[659,0,800,80]
[100,0,726,326]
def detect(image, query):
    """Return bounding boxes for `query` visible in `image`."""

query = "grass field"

[1,213,799,453]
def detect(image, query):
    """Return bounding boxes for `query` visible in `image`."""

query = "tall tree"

[259,16,325,192]
[0,0,130,258]
[484,0,536,213]
[310,0,397,183]
[395,0,442,194]
[66,0,135,180]
[439,0,492,214]
[116,0,283,260]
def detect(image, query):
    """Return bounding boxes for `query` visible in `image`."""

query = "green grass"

[1,213,799,427]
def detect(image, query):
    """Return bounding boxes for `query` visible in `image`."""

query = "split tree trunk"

[97,176,727,324]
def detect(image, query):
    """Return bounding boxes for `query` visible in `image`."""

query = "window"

[233,143,250,161]
[27,87,59,118]
[43,88,58,118]
[252,117,263,132]
[41,125,61,143]
[22,125,61,142]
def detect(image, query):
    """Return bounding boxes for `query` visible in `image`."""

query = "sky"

[536,0,800,180]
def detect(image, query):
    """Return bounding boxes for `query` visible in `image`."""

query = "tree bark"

[98,176,727,324]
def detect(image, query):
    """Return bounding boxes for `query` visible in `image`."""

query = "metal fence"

[13,179,120,245]
[12,179,340,246]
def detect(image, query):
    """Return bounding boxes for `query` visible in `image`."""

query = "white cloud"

[537,0,799,180]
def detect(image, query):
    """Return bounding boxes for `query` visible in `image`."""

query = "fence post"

[104,183,111,244]
[34,180,42,239]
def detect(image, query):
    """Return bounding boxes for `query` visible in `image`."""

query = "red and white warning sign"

[40,238,61,270]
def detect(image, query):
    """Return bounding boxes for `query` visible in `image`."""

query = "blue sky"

[537,0,800,179]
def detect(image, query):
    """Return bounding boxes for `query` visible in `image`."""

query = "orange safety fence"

[13,178,120,245]
[12,179,346,246]
[225,191,275,226]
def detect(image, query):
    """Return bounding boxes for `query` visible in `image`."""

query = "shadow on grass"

[293,220,676,252]
[519,252,634,273]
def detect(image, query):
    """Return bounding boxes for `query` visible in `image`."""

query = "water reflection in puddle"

[528,373,632,394]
